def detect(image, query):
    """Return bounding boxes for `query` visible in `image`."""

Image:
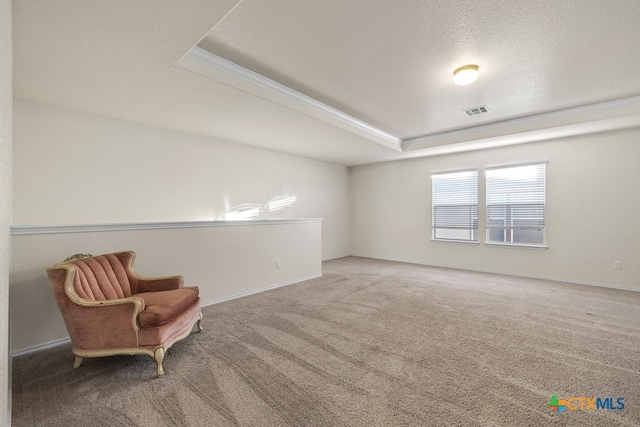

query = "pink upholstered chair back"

[47,251,145,352]
[70,253,137,301]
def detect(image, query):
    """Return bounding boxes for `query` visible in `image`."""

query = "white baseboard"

[352,255,639,292]
[11,337,72,358]
[10,273,323,358]
[201,273,323,308]
[449,266,639,292]
[504,272,638,292]
[388,258,639,292]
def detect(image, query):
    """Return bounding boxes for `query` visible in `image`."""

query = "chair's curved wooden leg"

[154,348,165,376]
[73,356,83,369]
[196,314,204,333]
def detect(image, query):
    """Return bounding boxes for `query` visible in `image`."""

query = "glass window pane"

[486,163,546,245]
[432,170,478,242]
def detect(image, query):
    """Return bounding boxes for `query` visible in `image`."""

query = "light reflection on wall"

[223,194,297,220]
[267,194,297,212]
[223,203,261,220]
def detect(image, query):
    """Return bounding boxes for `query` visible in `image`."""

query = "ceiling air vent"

[462,105,489,117]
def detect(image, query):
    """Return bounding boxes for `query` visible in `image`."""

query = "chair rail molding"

[11,218,323,235]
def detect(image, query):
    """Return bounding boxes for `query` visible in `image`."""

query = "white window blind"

[486,162,546,245]
[432,170,478,241]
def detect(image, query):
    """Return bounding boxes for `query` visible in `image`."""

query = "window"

[432,170,478,242]
[486,163,546,246]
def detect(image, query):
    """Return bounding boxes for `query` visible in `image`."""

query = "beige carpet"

[12,257,640,426]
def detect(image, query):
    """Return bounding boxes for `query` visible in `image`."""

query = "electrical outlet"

[613,261,622,270]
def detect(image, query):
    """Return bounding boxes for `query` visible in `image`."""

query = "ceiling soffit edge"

[403,95,640,151]
[399,113,640,160]
[178,46,640,157]
[178,46,403,151]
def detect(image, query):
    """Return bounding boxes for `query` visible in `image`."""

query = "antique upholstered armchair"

[47,250,203,376]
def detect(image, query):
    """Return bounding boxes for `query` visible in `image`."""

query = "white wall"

[10,220,321,353]
[351,129,640,289]
[0,0,11,422]
[10,99,350,354]
[13,99,350,260]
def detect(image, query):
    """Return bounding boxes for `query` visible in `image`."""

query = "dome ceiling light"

[453,64,480,86]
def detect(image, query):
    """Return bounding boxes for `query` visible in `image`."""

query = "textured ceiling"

[12,0,640,166]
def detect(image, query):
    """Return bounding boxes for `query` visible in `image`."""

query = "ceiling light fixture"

[453,64,480,86]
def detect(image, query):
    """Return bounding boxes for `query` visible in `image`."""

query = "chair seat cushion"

[136,286,199,328]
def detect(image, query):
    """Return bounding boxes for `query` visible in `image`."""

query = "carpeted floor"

[12,257,640,426]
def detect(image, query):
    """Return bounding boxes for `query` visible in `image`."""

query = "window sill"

[431,239,480,245]
[484,242,548,250]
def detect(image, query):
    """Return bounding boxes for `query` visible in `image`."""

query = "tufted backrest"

[69,253,137,301]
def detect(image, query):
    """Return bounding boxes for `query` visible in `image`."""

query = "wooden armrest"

[65,285,145,331]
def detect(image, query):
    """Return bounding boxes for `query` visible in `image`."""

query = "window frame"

[484,161,547,248]
[431,168,479,243]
